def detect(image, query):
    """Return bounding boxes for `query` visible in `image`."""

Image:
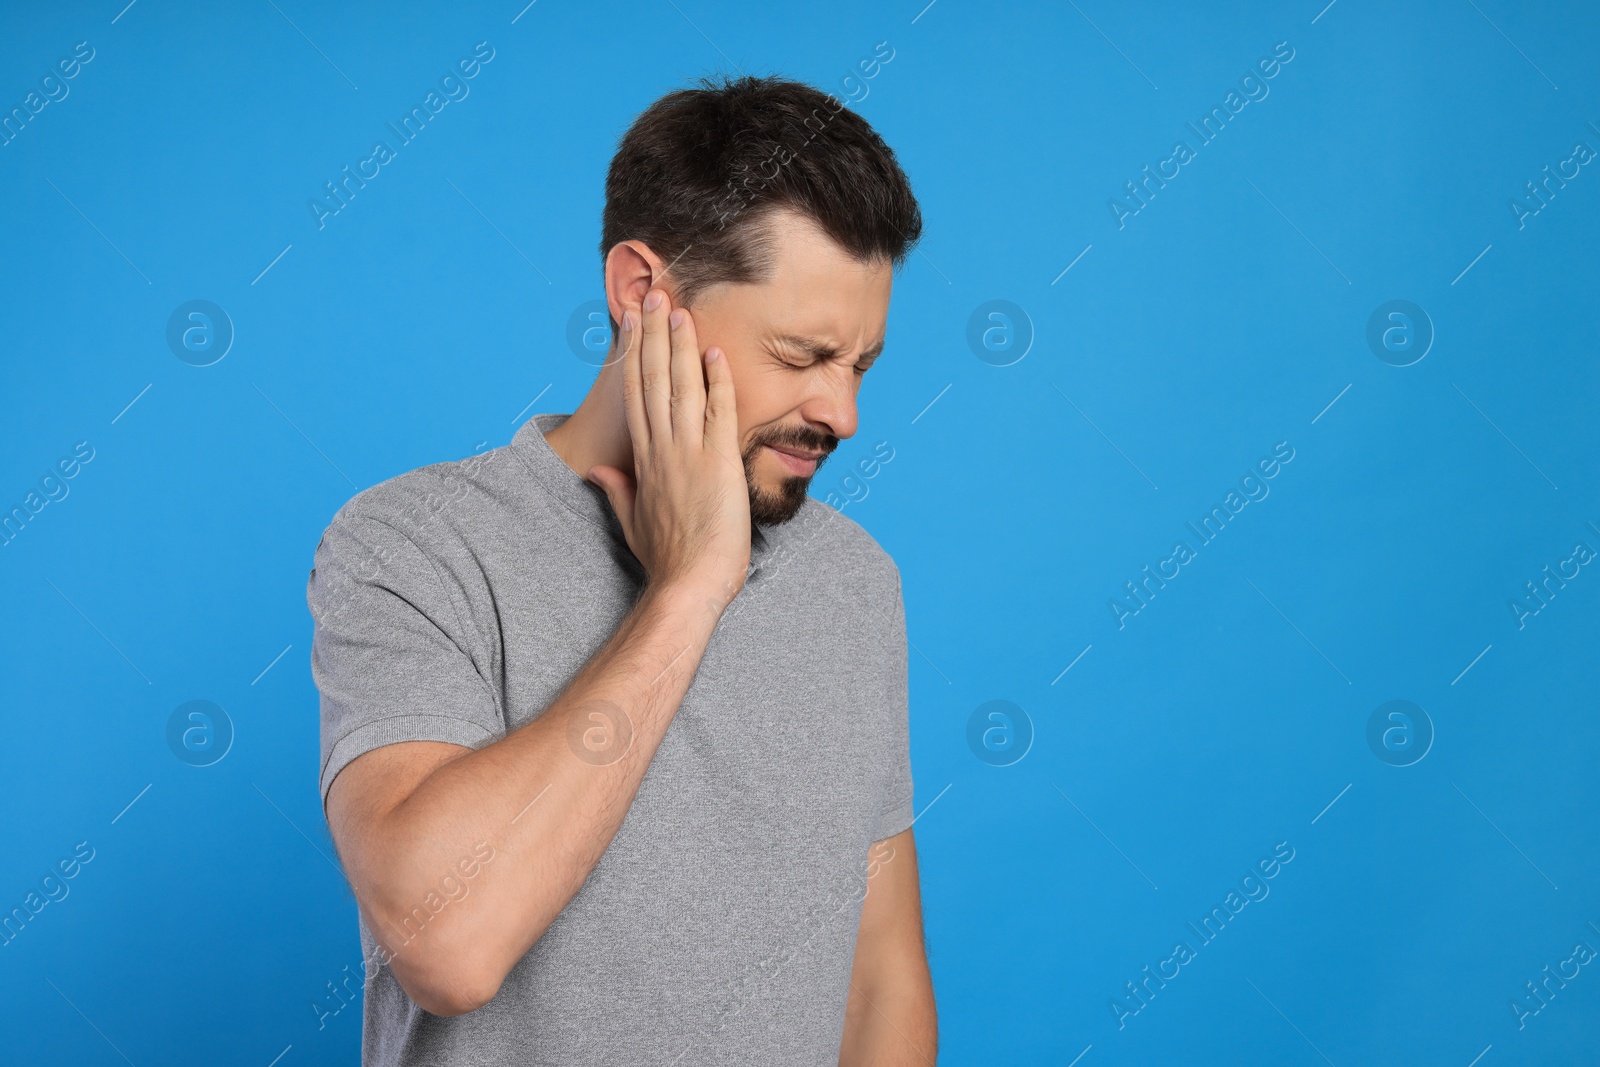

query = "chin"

[748,472,811,526]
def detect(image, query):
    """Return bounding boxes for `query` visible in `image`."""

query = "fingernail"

[622,309,637,332]
[644,290,663,311]
[669,309,684,330]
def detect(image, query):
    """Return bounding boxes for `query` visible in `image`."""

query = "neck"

[543,359,634,483]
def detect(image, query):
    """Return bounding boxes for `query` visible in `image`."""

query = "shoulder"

[306,446,523,615]
[782,497,902,599]
[316,445,512,554]
[306,447,518,627]
[796,496,896,566]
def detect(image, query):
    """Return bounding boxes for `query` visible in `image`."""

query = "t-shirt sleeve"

[306,508,504,812]
[873,566,916,842]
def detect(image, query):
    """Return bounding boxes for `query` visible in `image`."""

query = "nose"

[801,361,860,443]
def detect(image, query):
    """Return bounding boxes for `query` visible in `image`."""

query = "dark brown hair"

[600,73,922,332]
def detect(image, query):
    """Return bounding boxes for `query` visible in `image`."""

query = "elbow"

[414,982,497,1018]
[356,860,554,1017]
[398,917,560,1015]
[396,955,505,1017]
[370,905,507,1017]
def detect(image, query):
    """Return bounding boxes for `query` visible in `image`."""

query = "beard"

[741,426,837,526]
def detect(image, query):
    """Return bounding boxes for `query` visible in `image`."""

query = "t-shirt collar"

[510,413,776,575]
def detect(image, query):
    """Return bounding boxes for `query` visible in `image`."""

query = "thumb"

[585,464,636,533]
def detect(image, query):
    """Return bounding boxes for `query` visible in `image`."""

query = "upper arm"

[872,565,916,841]
[308,507,503,819]
[853,827,929,983]
[324,740,470,873]
[308,507,507,1012]
[842,827,936,1064]
[323,739,495,1016]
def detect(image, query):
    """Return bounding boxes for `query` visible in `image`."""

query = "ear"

[604,239,682,328]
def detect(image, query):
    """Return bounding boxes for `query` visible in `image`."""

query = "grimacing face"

[677,208,894,525]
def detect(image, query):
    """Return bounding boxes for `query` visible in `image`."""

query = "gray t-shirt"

[305,412,915,1066]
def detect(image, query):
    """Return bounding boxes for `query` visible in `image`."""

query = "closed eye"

[773,332,886,374]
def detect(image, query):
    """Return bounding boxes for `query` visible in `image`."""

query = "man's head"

[599,74,922,525]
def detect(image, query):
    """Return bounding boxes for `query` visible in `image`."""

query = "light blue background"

[3,1,1597,1063]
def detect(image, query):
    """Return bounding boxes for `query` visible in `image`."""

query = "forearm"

[362,579,727,1009]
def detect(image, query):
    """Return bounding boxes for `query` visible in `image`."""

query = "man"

[306,73,934,1065]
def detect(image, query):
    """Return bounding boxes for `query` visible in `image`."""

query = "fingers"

[667,303,706,440]
[639,288,674,442]
[616,305,649,451]
[702,344,738,458]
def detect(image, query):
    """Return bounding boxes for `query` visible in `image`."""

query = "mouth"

[764,444,824,476]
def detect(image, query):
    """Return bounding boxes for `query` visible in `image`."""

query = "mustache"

[749,427,838,456]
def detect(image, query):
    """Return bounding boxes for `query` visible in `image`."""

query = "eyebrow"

[775,333,886,363]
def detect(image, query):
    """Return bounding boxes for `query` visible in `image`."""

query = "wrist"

[643,575,740,620]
